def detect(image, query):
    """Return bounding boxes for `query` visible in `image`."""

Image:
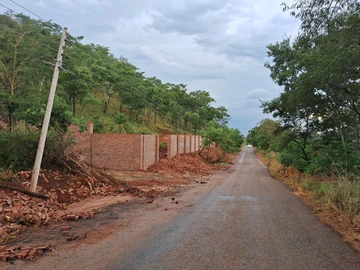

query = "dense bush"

[0,130,73,171]
[201,121,244,154]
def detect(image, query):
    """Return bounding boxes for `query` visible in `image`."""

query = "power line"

[2,3,138,80]
[1,3,130,88]
[0,3,14,14]
[1,1,156,105]
[0,3,59,47]
[40,59,76,76]
[1,26,59,53]
[10,0,47,21]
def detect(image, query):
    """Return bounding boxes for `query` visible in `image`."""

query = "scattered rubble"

[0,244,52,262]
[0,167,126,244]
[0,149,235,264]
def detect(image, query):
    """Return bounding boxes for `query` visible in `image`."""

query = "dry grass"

[256,150,360,253]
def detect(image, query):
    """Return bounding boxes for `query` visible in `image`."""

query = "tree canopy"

[253,0,360,175]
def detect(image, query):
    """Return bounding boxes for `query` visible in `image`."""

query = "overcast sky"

[1,0,301,135]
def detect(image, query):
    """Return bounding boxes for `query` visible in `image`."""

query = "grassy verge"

[256,150,360,253]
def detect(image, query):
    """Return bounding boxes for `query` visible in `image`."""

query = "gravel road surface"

[6,148,360,269]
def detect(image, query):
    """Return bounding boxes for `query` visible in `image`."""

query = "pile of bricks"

[0,244,52,262]
[0,191,99,241]
[0,192,66,229]
[17,169,125,202]
[1,169,125,243]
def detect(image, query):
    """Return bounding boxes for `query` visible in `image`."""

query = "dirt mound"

[199,146,227,163]
[147,152,221,174]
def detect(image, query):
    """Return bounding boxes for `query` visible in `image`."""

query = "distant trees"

[202,121,244,154]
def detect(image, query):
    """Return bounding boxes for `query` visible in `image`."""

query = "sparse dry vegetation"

[256,149,360,252]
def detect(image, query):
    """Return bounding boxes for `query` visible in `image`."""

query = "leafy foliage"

[202,121,244,153]
[0,130,72,171]
[252,1,360,176]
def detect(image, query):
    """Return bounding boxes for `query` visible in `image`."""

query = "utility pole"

[30,27,68,193]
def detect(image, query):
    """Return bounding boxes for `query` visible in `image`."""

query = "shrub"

[92,114,105,133]
[0,130,73,171]
[326,181,360,217]
[159,142,166,150]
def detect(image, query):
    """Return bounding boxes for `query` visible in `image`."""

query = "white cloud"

[0,0,300,134]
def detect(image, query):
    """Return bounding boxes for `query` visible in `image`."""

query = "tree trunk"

[9,106,16,133]
[103,94,111,114]
[9,85,16,132]
[176,118,180,134]
[147,112,151,127]
[72,96,76,117]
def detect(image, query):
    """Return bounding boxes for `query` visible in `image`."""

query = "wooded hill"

[0,12,244,171]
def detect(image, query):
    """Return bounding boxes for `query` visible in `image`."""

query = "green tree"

[202,121,244,153]
[0,13,59,131]
[261,1,360,175]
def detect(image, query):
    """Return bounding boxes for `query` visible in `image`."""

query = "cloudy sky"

[1,0,300,135]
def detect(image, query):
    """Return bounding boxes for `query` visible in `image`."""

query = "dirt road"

[4,148,360,269]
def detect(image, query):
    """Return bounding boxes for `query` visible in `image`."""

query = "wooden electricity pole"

[30,27,68,193]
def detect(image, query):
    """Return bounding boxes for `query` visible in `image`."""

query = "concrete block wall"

[194,136,199,151]
[167,134,202,159]
[168,135,178,159]
[190,135,195,152]
[142,135,159,170]
[177,135,185,154]
[184,135,191,153]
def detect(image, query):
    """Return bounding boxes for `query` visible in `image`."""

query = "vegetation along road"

[6,148,360,270]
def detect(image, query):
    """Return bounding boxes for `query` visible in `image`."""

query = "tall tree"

[0,13,59,131]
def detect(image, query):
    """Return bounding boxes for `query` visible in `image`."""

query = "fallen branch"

[63,154,115,184]
[0,183,49,199]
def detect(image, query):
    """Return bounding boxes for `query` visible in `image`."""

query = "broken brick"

[66,214,78,220]
[60,225,71,231]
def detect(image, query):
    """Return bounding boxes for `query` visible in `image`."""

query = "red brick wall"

[71,124,201,170]
[91,134,142,170]
[70,124,159,171]
[69,125,91,164]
